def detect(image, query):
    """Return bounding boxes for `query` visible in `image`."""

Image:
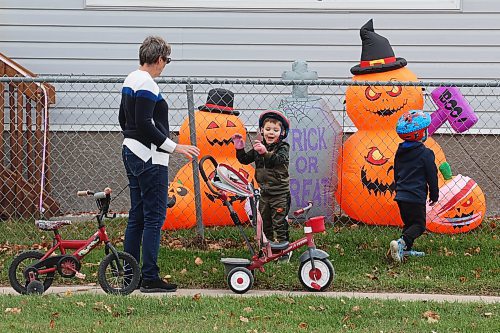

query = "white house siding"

[0,0,499,133]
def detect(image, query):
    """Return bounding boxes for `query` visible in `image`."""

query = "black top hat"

[350,19,407,75]
[198,88,239,116]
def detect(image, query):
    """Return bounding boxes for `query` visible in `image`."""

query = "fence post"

[185,84,204,239]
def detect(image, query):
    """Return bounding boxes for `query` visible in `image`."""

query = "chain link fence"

[0,76,499,245]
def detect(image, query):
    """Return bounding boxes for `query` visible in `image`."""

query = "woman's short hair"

[139,36,171,65]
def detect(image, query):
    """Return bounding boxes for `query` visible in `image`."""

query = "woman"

[119,36,199,292]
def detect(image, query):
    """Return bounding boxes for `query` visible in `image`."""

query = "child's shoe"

[389,238,405,263]
[403,250,425,257]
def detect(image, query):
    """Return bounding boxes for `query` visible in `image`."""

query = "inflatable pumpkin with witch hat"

[336,19,486,233]
[336,19,447,226]
[162,89,254,229]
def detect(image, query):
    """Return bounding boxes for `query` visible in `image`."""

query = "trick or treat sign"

[280,97,342,223]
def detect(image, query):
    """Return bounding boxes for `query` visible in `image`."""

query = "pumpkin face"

[178,111,246,158]
[162,180,196,230]
[346,68,423,130]
[426,175,486,234]
[336,131,446,226]
[162,160,255,229]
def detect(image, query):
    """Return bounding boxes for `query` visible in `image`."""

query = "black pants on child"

[397,201,426,250]
[259,193,291,243]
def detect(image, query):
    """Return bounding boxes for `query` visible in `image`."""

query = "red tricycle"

[8,188,141,295]
[199,155,335,294]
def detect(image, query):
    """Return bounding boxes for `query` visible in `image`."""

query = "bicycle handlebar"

[293,201,313,216]
[199,155,220,195]
[77,187,112,199]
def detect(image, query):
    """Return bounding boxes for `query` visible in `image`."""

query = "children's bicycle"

[8,188,141,295]
[199,155,335,294]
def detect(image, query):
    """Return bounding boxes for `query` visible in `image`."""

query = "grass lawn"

[0,217,499,295]
[0,294,498,333]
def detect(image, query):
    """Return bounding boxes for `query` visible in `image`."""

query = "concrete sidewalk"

[1,285,499,303]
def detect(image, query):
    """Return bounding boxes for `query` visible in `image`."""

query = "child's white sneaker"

[390,238,405,263]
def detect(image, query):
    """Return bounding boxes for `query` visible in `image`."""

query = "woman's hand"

[174,144,200,159]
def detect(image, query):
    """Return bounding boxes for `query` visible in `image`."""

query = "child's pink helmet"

[258,110,291,139]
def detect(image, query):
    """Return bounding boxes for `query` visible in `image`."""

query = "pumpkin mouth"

[167,195,176,208]
[368,99,408,117]
[361,166,395,196]
[207,137,233,146]
[441,212,482,227]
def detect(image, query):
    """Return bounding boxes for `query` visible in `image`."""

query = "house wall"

[1,0,500,80]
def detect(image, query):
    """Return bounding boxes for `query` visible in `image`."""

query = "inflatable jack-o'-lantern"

[346,68,423,131]
[337,19,448,226]
[178,88,246,157]
[337,130,446,226]
[163,88,256,229]
[162,161,255,229]
[427,174,486,234]
[162,179,196,230]
[337,19,486,233]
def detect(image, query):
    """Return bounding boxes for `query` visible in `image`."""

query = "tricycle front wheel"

[298,258,334,292]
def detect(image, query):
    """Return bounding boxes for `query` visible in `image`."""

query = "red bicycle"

[8,188,141,295]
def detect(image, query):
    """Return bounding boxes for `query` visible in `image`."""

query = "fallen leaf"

[352,306,361,312]
[180,268,188,274]
[365,273,378,280]
[64,290,73,297]
[422,310,440,323]
[239,316,249,323]
[243,307,253,313]
[459,276,467,283]
[193,293,202,301]
[483,312,493,317]
[4,307,21,314]
[75,302,86,307]
[195,257,203,265]
[298,322,308,329]
[49,319,55,329]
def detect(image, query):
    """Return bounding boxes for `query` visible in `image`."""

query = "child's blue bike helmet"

[396,110,431,142]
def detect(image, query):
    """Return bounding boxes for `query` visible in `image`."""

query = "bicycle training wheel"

[8,250,55,295]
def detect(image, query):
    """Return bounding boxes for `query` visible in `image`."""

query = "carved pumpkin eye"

[226,120,236,127]
[176,187,188,196]
[207,121,219,129]
[461,197,474,208]
[365,87,381,101]
[387,85,402,97]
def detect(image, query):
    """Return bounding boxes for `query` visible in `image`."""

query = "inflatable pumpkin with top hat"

[162,89,254,230]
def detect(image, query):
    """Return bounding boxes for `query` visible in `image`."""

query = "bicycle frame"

[32,189,121,277]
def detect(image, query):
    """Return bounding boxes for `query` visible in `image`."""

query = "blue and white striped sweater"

[119,70,176,166]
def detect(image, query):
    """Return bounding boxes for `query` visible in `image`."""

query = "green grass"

[1,218,499,295]
[0,294,498,333]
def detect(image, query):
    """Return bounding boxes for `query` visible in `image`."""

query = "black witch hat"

[350,19,407,75]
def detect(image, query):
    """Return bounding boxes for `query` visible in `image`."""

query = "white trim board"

[86,0,462,11]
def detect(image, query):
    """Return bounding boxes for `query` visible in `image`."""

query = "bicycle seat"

[270,241,289,251]
[35,220,72,231]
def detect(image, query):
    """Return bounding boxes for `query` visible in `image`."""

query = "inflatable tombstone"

[278,60,343,222]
